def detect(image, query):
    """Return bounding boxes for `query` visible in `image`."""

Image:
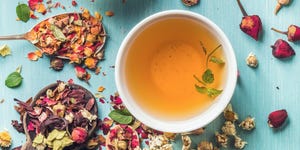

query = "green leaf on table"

[108,109,133,124]
[16,3,30,22]
[5,66,23,88]
[207,88,223,98]
[202,69,214,84]
[50,24,67,42]
[210,56,225,64]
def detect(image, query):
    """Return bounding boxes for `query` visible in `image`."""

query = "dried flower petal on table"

[0,44,11,57]
[105,11,114,17]
[246,52,258,68]
[237,0,262,41]
[274,0,290,15]
[271,25,300,42]
[271,39,295,59]
[221,121,236,136]
[239,117,255,130]
[182,135,191,150]
[182,0,199,7]
[0,130,12,148]
[197,141,217,150]
[27,52,39,61]
[223,104,238,122]
[98,86,105,92]
[215,132,228,148]
[164,132,177,141]
[268,109,288,128]
[50,58,64,71]
[234,135,247,149]
[0,99,4,104]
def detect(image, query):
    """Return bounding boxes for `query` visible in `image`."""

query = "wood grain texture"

[1,0,299,149]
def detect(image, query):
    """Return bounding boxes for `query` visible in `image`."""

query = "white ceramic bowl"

[115,10,237,133]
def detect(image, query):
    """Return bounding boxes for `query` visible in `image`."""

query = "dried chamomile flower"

[182,135,191,150]
[164,132,177,141]
[221,121,236,136]
[197,141,218,150]
[223,104,238,122]
[181,127,205,135]
[148,134,173,150]
[46,89,55,98]
[0,130,12,148]
[215,132,228,148]
[239,117,255,131]
[246,52,258,68]
[234,135,247,149]
[182,0,199,7]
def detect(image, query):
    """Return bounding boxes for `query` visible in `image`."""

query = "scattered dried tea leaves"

[16,3,30,22]
[246,52,258,68]
[181,0,199,6]
[5,66,23,88]
[105,11,114,17]
[46,129,73,149]
[0,44,11,57]
[0,130,12,148]
[32,133,47,150]
[50,24,67,42]
[108,109,133,124]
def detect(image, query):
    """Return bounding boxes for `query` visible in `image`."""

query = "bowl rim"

[115,10,237,133]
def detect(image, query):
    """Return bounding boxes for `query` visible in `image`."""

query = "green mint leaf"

[195,85,207,94]
[16,3,30,22]
[5,71,23,88]
[108,109,133,124]
[50,24,67,42]
[202,69,214,84]
[207,88,223,97]
[210,56,225,64]
[206,44,222,67]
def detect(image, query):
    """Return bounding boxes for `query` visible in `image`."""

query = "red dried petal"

[27,121,35,131]
[268,109,288,128]
[99,98,105,104]
[271,39,295,59]
[240,15,262,40]
[28,0,42,11]
[72,0,77,6]
[27,52,39,61]
[287,25,300,42]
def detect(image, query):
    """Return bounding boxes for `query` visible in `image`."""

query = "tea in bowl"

[115,10,237,133]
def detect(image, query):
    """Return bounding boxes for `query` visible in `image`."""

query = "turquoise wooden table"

[0,0,299,149]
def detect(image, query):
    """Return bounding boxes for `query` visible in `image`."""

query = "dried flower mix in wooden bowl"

[13,81,98,150]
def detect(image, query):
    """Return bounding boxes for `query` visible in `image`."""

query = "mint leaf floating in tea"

[5,66,23,88]
[108,109,133,124]
[202,69,214,84]
[16,3,30,22]
[207,88,223,98]
[206,44,222,67]
[210,56,225,64]
[195,85,207,94]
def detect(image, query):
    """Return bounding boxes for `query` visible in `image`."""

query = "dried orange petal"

[98,86,105,92]
[105,11,114,17]
[27,52,39,61]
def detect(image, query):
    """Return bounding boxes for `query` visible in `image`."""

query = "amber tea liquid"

[125,18,226,120]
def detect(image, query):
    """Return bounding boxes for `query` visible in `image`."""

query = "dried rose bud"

[274,0,290,15]
[268,109,288,128]
[71,127,88,143]
[271,25,300,42]
[74,66,91,81]
[237,0,262,41]
[50,58,64,71]
[271,39,295,59]
[181,0,199,6]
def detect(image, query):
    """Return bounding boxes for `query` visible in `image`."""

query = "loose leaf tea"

[5,66,23,88]
[16,3,30,22]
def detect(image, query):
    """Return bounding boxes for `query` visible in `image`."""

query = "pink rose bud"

[71,127,88,143]
[271,25,300,42]
[268,109,288,128]
[271,39,295,59]
[74,66,90,81]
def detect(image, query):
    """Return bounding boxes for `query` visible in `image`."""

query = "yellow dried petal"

[0,44,11,57]
[98,86,105,92]
[0,130,12,148]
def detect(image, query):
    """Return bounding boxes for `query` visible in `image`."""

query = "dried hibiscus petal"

[268,109,288,128]
[271,39,295,59]
[237,0,262,41]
